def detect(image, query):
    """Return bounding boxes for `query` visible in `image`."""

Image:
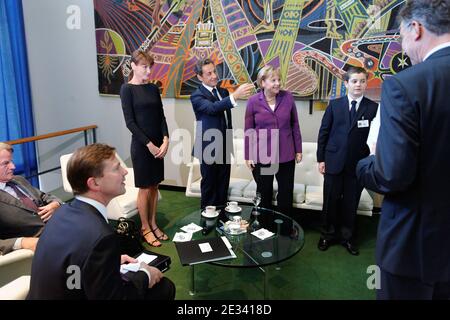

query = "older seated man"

[0,142,62,255]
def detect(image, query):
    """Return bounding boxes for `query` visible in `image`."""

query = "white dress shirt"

[202,83,237,106]
[347,94,364,112]
[423,42,450,61]
[0,181,23,199]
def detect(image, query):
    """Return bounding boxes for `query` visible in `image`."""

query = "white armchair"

[0,249,33,300]
[60,152,141,220]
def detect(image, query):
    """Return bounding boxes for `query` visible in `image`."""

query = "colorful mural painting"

[94,0,410,100]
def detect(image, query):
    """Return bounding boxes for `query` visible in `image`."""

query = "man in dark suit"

[28,143,175,299]
[0,142,61,255]
[191,58,253,209]
[356,0,450,299]
[317,67,378,256]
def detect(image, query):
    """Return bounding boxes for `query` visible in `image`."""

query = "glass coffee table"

[176,205,305,299]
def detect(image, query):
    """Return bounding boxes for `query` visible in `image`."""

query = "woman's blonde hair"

[256,65,281,88]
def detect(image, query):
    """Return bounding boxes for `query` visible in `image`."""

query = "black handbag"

[115,217,143,256]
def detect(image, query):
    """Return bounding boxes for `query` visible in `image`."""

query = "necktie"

[6,182,39,211]
[211,88,220,101]
[212,88,229,128]
[350,100,357,124]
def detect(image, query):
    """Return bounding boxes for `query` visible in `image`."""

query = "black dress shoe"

[342,241,359,256]
[318,238,331,251]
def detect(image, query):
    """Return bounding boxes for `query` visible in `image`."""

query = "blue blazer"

[191,84,233,161]
[28,199,148,299]
[317,96,378,174]
[357,47,450,283]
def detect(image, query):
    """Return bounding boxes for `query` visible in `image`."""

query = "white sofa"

[186,139,373,216]
[60,153,140,220]
[0,249,34,300]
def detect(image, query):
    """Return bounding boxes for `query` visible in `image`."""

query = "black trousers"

[321,171,363,242]
[144,277,176,300]
[200,162,231,209]
[377,268,450,300]
[252,160,295,217]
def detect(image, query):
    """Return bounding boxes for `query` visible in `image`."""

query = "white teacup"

[205,205,216,215]
[227,201,239,211]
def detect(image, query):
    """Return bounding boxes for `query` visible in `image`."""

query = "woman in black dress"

[120,50,169,247]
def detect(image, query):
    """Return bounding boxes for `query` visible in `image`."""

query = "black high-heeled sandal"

[151,227,169,241]
[141,229,161,247]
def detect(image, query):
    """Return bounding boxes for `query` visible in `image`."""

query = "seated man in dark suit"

[0,142,62,255]
[28,143,175,300]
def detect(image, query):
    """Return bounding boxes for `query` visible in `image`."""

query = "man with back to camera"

[356,0,450,299]
[0,142,62,255]
[27,143,175,299]
[191,58,253,210]
[317,67,378,256]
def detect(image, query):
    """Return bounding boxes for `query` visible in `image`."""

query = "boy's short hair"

[344,66,368,82]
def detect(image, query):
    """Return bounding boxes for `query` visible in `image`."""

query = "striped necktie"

[7,182,39,211]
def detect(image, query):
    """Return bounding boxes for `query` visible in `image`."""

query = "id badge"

[358,119,369,128]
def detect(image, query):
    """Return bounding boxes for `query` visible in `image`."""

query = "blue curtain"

[0,0,38,186]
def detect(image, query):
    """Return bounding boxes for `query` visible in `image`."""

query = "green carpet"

[138,189,379,300]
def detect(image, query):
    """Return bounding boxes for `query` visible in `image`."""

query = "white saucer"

[225,206,242,213]
[201,210,220,218]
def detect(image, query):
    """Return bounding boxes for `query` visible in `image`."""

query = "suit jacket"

[317,96,378,175]
[356,46,450,283]
[191,84,233,162]
[27,199,149,299]
[244,90,302,164]
[0,175,61,255]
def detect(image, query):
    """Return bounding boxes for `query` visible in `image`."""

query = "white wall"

[22,0,324,191]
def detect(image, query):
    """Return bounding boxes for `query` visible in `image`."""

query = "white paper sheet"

[120,253,157,274]
[173,232,192,242]
[198,242,213,253]
[180,222,203,234]
[251,228,275,240]
[367,105,380,155]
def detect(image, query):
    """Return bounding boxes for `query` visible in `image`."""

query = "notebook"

[174,236,236,266]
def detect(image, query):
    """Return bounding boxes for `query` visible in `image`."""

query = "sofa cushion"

[243,180,279,200]
[107,186,139,219]
[242,180,257,198]
[305,186,373,211]
[293,183,306,204]
[190,178,251,198]
[190,178,201,194]
[305,185,323,207]
[228,178,251,197]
